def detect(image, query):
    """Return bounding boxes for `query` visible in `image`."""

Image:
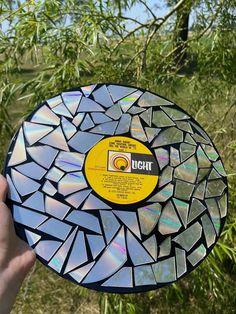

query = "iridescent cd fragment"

[3,84,228,293]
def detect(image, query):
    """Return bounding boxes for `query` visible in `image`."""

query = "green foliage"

[0,1,235,313]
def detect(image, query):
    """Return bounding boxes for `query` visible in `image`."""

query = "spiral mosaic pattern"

[4,84,228,293]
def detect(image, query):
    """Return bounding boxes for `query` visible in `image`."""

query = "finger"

[0,174,8,202]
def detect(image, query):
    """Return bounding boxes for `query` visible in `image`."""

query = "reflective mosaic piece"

[4,83,227,293]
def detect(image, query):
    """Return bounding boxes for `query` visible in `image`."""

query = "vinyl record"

[3,84,228,293]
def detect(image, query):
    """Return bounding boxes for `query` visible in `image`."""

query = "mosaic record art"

[3,84,228,293]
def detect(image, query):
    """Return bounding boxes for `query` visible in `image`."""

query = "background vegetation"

[0,0,235,313]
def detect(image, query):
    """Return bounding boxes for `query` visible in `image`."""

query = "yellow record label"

[85,136,159,204]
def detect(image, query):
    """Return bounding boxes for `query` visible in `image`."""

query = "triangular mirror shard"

[6,174,21,202]
[145,127,161,143]
[61,117,77,139]
[48,228,77,273]
[61,91,82,115]
[72,113,85,127]
[152,110,175,128]
[154,148,169,170]
[180,143,196,162]
[35,240,62,261]
[80,114,95,131]
[42,180,57,196]
[191,121,211,143]
[134,265,156,286]
[25,229,41,246]
[118,90,143,112]
[37,218,72,241]
[143,235,157,260]
[205,198,221,235]
[174,156,198,184]
[128,106,145,114]
[185,133,196,145]
[158,166,173,187]
[11,169,40,196]
[176,121,193,133]
[47,95,62,108]
[68,131,103,153]
[68,262,95,283]
[58,172,87,196]
[100,210,120,243]
[201,214,216,248]
[64,231,88,274]
[27,145,58,169]
[162,107,190,120]
[8,127,27,167]
[81,84,96,97]
[45,196,70,220]
[13,205,47,229]
[87,234,105,259]
[158,201,182,235]
[92,85,114,108]
[65,210,102,234]
[148,183,173,202]
[65,189,92,208]
[102,267,133,288]
[82,194,111,210]
[208,168,221,180]
[213,160,226,176]
[138,92,173,107]
[31,105,60,126]
[152,257,176,283]
[127,230,153,266]
[115,114,131,134]
[15,161,47,180]
[131,115,147,142]
[152,127,183,147]
[140,108,152,126]
[138,203,161,235]
[23,191,45,212]
[105,104,122,120]
[173,198,189,228]
[192,133,209,145]
[113,210,141,239]
[52,103,73,118]
[39,126,69,151]
[201,144,219,162]
[91,112,112,124]
[78,97,104,112]
[82,227,127,283]
[90,121,118,135]
[197,168,211,183]
[218,193,227,218]
[107,85,137,102]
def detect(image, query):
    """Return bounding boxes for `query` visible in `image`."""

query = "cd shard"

[102,267,133,288]
[82,227,127,283]
[8,127,27,167]
[64,231,88,273]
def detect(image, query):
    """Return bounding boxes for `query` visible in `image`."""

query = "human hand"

[0,174,36,314]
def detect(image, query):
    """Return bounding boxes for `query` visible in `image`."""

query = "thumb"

[0,174,8,202]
